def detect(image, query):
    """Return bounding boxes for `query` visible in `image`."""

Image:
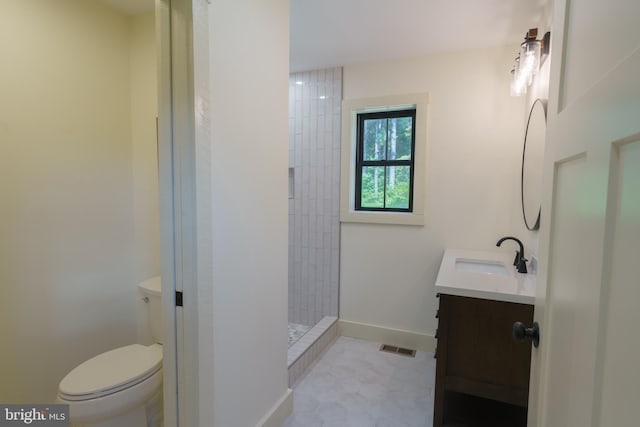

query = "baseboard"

[338,319,436,353]
[255,388,293,427]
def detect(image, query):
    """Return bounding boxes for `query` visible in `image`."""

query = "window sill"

[340,209,424,226]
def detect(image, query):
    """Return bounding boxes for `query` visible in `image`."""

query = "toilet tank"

[138,276,163,344]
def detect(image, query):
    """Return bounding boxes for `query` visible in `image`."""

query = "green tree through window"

[355,109,416,211]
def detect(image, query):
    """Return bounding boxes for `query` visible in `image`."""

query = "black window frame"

[355,108,416,212]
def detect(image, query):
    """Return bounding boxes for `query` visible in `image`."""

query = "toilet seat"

[59,344,162,401]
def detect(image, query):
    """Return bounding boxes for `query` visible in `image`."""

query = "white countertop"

[435,249,536,305]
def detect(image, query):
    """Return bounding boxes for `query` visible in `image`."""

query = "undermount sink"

[436,249,536,305]
[455,258,510,276]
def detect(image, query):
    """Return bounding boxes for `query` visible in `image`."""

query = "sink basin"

[436,249,536,305]
[455,258,510,276]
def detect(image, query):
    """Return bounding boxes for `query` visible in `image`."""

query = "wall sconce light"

[510,29,551,97]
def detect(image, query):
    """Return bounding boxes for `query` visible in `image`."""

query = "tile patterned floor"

[288,322,311,348]
[283,336,435,427]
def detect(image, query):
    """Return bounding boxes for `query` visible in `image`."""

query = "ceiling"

[97,0,548,73]
[290,0,548,72]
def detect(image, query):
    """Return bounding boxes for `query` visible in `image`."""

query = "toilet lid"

[59,344,162,400]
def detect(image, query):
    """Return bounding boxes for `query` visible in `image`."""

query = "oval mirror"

[521,98,547,230]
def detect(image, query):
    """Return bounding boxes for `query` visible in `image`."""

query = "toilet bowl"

[58,277,163,427]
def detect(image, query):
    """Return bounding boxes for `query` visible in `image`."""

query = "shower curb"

[287,316,338,388]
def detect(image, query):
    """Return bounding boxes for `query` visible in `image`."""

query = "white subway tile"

[288,68,341,330]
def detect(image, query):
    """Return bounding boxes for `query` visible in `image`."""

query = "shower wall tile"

[289,67,342,327]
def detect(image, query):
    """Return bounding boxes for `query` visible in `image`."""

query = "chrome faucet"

[496,236,528,274]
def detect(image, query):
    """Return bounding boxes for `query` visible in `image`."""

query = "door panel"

[596,139,640,425]
[543,155,598,427]
[561,0,640,109]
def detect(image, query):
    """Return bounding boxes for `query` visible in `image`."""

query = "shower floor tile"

[288,322,311,348]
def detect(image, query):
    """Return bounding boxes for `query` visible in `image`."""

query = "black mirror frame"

[521,98,547,231]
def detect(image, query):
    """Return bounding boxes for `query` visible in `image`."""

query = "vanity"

[433,249,536,427]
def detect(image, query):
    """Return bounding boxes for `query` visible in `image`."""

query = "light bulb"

[520,40,541,76]
[510,68,527,97]
[510,57,527,97]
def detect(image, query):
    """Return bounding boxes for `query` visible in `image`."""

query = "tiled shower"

[287,67,342,384]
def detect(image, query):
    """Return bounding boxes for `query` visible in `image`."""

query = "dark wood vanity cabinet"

[434,294,534,427]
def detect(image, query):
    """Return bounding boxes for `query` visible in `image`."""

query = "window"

[340,93,428,226]
[355,109,416,212]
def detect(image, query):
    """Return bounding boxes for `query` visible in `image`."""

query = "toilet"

[58,277,163,427]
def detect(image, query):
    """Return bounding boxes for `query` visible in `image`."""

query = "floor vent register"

[379,344,416,358]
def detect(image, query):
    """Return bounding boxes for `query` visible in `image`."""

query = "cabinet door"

[434,295,533,427]
[445,296,533,405]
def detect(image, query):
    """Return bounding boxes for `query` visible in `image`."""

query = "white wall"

[209,0,290,426]
[130,12,160,285]
[0,0,158,403]
[129,11,161,345]
[340,46,527,338]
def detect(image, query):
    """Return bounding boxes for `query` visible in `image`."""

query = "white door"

[157,1,208,426]
[528,0,640,426]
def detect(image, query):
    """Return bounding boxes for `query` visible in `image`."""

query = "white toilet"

[58,277,163,427]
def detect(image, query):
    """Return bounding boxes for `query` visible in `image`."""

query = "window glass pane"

[388,116,413,160]
[360,166,385,208]
[363,119,387,161]
[385,166,410,209]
